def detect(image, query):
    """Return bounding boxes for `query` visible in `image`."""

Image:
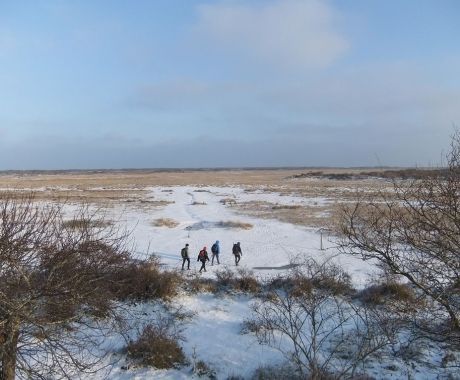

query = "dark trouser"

[199,260,207,272]
[182,257,190,270]
[234,254,241,266]
[211,253,220,265]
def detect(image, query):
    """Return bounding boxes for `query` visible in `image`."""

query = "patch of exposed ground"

[0,189,174,210]
[185,220,253,231]
[152,218,180,228]
[233,200,335,229]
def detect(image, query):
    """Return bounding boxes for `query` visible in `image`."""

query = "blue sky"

[0,0,459,169]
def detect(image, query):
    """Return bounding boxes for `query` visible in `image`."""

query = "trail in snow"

[109,186,375,286]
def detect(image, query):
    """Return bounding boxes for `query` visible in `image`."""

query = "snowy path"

[111,186,374,286]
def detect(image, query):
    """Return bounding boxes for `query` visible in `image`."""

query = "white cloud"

[194,0,349,69]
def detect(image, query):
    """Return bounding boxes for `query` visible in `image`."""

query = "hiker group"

[180,241,243,272]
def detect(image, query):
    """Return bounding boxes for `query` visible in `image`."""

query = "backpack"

[181,247,187,258]
[232,243,238,254]
[211,243,218,254]
[198,250,206,260]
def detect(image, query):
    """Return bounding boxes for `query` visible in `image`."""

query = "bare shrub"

[357,282,417,306]
[234,268,261,293]
[0,194,132,380]
[126,324,186,369]
[215,267,236,287]
[151,218,179,228]
[248,259,390,378]
[111,258,181,301]
[190,346,217,378]
[215,268,261,294]
[274,257,354,297]
[337,131,460,336]
[62,218,113,229]
[187,275,218,294]
[251,363,303,380]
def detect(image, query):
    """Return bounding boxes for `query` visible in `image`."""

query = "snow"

[107,186,372,287]
[27,185,459,379]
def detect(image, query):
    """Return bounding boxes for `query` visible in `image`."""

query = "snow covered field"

[0,170,456,379]
[72,185,457,380]
[114,186,373,285]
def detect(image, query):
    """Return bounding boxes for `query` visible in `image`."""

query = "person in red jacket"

[197,246,210,273]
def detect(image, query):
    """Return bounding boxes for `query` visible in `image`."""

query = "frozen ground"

[62,186,457,379]
[112,186,374,287]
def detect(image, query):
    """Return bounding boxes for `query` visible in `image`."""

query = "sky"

[0,0,459,169]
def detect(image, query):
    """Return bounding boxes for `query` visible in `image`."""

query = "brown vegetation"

[111,258,181,301]
[126,324,186,369]
[338,131,460,336]
[216,220,253,230]
[0,193,132,379]
[62,218,113,229]
[151,218,180,228]
[215,268,261,294]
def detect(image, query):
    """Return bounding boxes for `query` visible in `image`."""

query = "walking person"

[181,243,190,270]
[197,246,210,273]
[232,242,242,266]
[211,240,220,265]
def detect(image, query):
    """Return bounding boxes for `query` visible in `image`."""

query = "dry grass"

[357,282,417,306]
[152,218,180,228]
[0,169,393,224]
[111,259,181,301]
[216,220,253,230]
[271,204,302,210]
[126,324,186,369]
[62,219,113,229]
[191,201,207,205]
[0,168,391,189]
[234,200,334,228]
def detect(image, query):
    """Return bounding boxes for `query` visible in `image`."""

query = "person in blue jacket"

[211,240,220,265]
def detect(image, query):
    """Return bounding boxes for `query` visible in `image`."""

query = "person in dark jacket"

[181,243,190,270]
[232,242,242,266]
[197,246,210,273]
[211,240,220,265]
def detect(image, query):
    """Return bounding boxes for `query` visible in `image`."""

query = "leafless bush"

[356,282,417,307]
[111,258,181,301]
[0,194,132,379]
[251,363,303,380]
[190,346,217,378]
[215,268,261,294]
[126,323,186,369]
[248,259,391,379]
[337,131,460,337]
[151,218,179,228]
[187,275,218,294]
[62,218,113,229]
[272,257,354,297]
